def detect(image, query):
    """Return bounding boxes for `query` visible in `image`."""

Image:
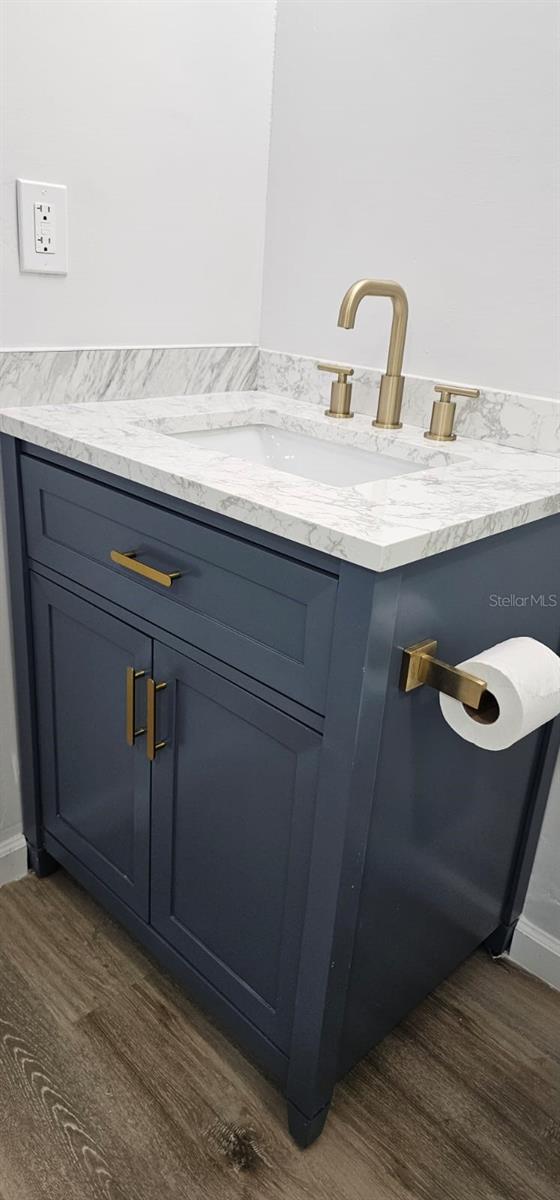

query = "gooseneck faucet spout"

[337,279,409,429]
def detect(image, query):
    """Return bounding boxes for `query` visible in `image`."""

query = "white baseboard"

[0,832,28,886]
[510,916,560,991]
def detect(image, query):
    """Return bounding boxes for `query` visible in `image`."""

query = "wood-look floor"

[0,872,558,1200]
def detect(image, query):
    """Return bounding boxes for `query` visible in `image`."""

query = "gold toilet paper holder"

[399,639,488,710]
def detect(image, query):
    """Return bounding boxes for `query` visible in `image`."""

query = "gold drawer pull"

[126,667,146,746]
[146,678,168,761]
[110,550,181,589]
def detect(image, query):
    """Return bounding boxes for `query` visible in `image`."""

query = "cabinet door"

[30,574,152,918]
[150,642,321,1050]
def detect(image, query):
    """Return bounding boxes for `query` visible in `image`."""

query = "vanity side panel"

[0,435,45,863]
[338,515,560,1077]
[287,565,402,1121]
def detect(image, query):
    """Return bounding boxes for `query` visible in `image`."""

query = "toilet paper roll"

[439,637,560,751]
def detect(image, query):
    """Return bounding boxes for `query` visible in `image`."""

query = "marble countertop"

[0,390,558,571]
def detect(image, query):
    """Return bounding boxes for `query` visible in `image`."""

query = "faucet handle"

[317,361,354,383]
[317,362,355,419]
[425,383,480,441]
[434,384,480,403]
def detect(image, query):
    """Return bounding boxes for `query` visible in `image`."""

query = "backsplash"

[0,345,258,407]
[0,343,558,456]
[257,350,560,457]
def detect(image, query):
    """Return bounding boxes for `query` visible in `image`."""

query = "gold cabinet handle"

[146,677,168,761]
[110,550,181,589]
[126,667,146,746]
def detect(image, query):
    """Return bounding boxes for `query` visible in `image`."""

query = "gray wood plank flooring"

[0,871,558,1200]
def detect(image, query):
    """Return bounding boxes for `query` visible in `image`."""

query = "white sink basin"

[172,424,422,488]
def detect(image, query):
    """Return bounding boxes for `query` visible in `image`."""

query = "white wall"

[523,755,560,936]
[260,0,560,399]
[0,0,276,348]
[511,752,560,985]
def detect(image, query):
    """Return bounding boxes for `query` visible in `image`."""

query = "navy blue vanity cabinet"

[29,572,152,919]
[2,435,559,1150]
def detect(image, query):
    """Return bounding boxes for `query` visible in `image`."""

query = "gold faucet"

[317,361,355,418]
[424,383,480,441]
[337,279,409,429]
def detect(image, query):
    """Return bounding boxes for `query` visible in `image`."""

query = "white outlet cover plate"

[16,179,68,275]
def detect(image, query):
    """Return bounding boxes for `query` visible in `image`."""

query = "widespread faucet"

[337,279,409,429]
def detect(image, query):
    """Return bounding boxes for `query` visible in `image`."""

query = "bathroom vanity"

[1,391,559,1146]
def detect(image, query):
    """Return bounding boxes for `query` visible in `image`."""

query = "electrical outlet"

[16,179,68,274]
[34,201,56,254]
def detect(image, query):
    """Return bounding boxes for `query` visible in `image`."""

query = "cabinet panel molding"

[150,640,321,1049]
[30,573,152,918]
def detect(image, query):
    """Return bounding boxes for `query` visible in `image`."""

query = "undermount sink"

[172,423,422,488]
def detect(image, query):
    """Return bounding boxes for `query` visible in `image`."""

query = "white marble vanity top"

[0,390,558,571]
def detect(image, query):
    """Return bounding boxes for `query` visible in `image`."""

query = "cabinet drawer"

[21,454,338,711]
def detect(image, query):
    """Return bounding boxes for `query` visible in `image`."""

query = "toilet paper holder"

[400,639,488,709]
